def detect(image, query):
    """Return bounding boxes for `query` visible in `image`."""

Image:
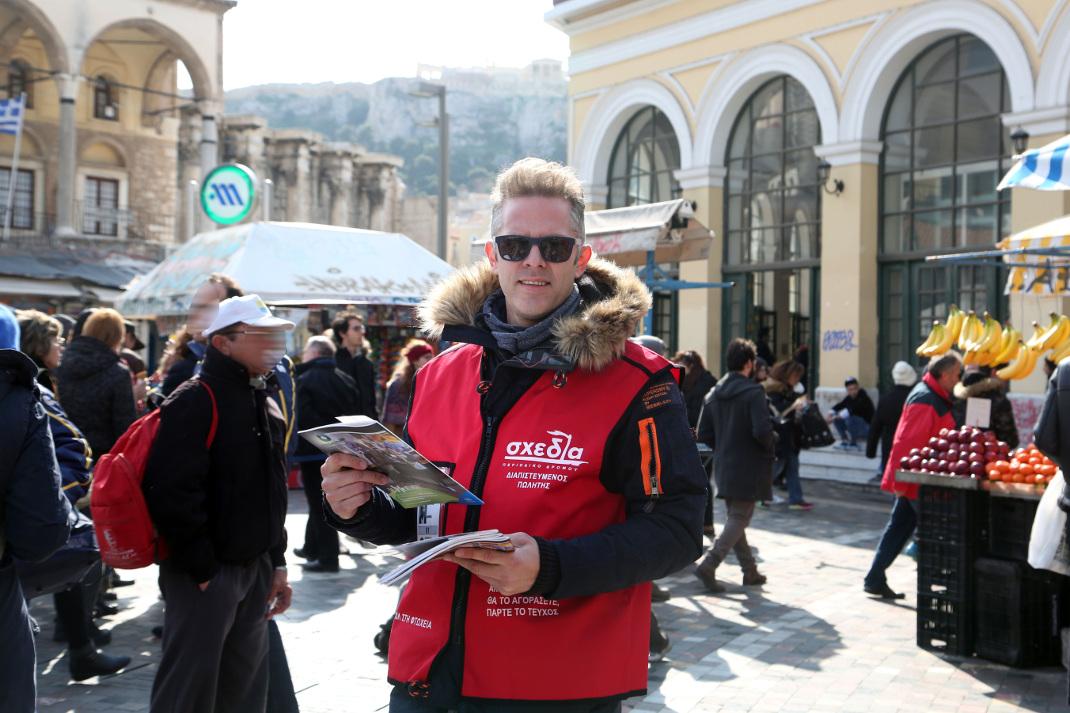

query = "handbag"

[14,507,101,599]
[796,403,836,449]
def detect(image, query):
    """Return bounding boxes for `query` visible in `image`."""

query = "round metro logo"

[201,164,256,225]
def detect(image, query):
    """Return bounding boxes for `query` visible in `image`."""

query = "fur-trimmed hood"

[953,376,1006,400]
[417,257,652,372]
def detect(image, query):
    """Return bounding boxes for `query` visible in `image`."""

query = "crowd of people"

[0,155,1047,713]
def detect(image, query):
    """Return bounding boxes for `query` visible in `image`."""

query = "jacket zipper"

[644,421,661,498]
[449,413,498,645]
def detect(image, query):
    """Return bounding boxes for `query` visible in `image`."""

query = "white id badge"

[416,504,443,541]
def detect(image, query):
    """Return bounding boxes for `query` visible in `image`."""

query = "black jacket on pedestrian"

[143,346,289,584]
[0,350,72,713]
[54,335,136,457]
[866,383,912,467]
[697,371,776,502]
[831,389,875,423]
[952,375,1019,449]
[335,346,376,418]
[682,368,717,428]
[763,378,800,458]
[1035,363,1070,521]
[296,357,361,459]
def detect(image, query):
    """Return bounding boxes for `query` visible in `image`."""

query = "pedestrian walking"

[865,361,917,477]
[321,158,706,712]
[295,335,360,573]
[16,310,132,679]
[143,295,294,713]
[380,339,434,436]
[864,352,962,599]
[331,311,377,418]
[676,349,717,429]
[763,360,813,510]
[160,274,243,397]
[695,338,776,593]
[54,308,137,457]
[0,304,73,712]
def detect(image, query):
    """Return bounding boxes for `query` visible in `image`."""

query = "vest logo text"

[503,430,588,467]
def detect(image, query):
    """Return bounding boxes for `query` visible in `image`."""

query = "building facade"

[0,0,231,309]
[551,0,1070,399]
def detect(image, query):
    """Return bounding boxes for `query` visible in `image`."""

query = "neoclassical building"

[551,0,1070,398]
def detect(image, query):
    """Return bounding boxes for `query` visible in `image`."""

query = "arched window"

[878,35,1010,381]
[7,60,32,108]
[93,76,118,121]
[722,76,821,374]
[606,106,680,208]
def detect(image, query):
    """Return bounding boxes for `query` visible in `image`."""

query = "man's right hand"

[198,581,210,592]
[321,453,391,520]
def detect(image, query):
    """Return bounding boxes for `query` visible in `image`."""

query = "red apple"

[968,452,984,464]
[939,428,951,438]
[908,455,923,470]
[921,447,934,459]
[909,447,922,457]
[900,456,910,469]
[947,448,960,462]
[946,431,960,444]
[937,438,950,451]
[984,450,998,463]
[969,462,986,477]
[929,436,941,448]
[937,459,949,472]
[968,442,984,455]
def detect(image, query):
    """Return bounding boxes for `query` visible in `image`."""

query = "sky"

[216,0,570,90]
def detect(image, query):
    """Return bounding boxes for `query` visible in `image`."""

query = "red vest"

[392,341,667,702]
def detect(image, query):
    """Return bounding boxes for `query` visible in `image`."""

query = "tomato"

[1029,456,1043,466]
[995,460,1011,473]
[987,470,1002,482]
[1020,464,1036,478]
[1036,473,1047,484]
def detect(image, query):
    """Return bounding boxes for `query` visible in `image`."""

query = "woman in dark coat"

[763,360,812,510]
[55,308,136,458]
[676,350,717,429]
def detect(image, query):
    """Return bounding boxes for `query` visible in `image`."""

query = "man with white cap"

[143,294,295,713]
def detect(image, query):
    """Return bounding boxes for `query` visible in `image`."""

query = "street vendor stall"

[116,221,454,386]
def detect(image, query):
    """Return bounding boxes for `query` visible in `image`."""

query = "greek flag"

[0,94,24,136]
[998,134,1070,191]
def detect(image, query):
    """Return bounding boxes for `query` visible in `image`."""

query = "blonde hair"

[490,157,586,243]
[82,308,124,350]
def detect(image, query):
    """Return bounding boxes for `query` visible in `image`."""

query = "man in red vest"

[322,158,706,712]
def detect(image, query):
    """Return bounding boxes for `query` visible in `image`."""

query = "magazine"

[380,530,514,586]
[298,416,482,508]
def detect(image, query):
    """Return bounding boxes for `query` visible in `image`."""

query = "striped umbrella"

[998,134,1070,191]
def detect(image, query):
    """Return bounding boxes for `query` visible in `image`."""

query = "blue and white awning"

[998,134,1070,191]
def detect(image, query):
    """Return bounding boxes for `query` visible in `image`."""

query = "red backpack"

[91,380,218,569]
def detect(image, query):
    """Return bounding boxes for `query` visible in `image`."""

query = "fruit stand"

[897,428,1065,665]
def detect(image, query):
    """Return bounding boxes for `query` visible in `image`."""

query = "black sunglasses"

[494,235,577,263]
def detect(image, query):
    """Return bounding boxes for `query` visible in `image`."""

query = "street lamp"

[817,160,844,196]
[408,81,448,261]
[1010,127,1030,156]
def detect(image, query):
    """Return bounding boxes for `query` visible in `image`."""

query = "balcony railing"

[0,204,176,244]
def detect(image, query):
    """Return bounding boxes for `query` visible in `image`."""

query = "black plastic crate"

[917,538,973,600]
[987,497,1038,561]
[918,592,973,657]
[917,485,986,547]
[974,557,1062,667]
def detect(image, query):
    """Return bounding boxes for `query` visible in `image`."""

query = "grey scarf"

[480,286,582,355]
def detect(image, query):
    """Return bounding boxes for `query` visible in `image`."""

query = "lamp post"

[409,81,448,260]
[1010,127,1030,156]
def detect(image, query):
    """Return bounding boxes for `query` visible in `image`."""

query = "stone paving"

[32,482,1067,712]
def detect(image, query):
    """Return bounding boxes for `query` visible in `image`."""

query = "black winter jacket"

[682,368,717,428]
[831,389,875,423]
[0,350,72,566]
[866,384,912,467]
[143,347,289,583]
[296,357,361,458]
[952,376,1019,449]
[336,347,377,418]
[54,335,136,457]
[697,371,776,502]
[1035,363,1070,517]
[763,378,800,458]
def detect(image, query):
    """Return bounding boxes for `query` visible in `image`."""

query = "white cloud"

[218,0,569,89]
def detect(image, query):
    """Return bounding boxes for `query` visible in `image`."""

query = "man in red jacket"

[864,351,962,599]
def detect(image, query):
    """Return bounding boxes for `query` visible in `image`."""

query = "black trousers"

[0,564,35,713]
[301,460,338,565]
[151,555,272,713]
[388,687,622,713]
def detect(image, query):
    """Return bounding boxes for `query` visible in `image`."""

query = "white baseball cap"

[202,294,295,337]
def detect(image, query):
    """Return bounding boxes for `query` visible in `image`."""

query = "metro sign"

[201,163,256,225]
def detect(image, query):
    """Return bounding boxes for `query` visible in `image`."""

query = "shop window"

[0,167,34,229]
[84,176,119,236]
[878,34,1011,385]
[606,106,681,208]
[7,60,32,108]
[93,77,118,121]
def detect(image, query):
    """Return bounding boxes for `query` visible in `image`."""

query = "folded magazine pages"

[379,530,515,586]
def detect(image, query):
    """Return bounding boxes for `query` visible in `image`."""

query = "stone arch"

[1036,4,1070,109]
[573,78,692,192]
[0,0,67,74]
[78,17,214,102]
[840,0,1034,143]
[81,137,127,168]
[693,44,838,169]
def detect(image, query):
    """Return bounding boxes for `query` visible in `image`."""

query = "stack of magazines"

[379,530,514,586]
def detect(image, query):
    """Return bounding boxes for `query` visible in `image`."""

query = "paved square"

[33,483,1066,712]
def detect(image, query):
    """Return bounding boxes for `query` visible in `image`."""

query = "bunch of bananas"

[915,305,965,358]
[1032,313,1070,365]
[959,312,1009,367]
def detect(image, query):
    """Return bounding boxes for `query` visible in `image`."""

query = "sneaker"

[864,583,905,600]
[649,630,671,663]
[788,501,814,511]
[651,582,671,602]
